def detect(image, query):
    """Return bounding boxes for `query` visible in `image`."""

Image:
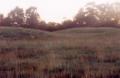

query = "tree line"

[0,2,120,31]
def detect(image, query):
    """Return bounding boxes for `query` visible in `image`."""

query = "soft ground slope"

[0,27,52,40]
[0,27,120,78]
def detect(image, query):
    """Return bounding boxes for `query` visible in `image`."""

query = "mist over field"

[0,0,120,78]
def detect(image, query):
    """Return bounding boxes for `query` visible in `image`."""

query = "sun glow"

[0,0,119,23]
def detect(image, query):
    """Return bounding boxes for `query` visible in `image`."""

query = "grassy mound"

[0,27,52,40]
[0,27,120,78]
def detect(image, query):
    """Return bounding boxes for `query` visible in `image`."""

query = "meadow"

[0,27,120,78]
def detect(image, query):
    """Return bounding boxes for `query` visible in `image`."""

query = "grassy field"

[0,27,120,78]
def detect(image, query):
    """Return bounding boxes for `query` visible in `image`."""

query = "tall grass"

[0,27,119,78]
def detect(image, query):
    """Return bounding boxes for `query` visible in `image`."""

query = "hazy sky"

[0,0,119,23]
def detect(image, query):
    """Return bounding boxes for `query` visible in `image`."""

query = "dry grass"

[0,27,119,78]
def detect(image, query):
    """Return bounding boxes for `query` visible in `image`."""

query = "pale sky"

[0,0,119,23]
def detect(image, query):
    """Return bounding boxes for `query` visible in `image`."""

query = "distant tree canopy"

[0,14,4,25]
[7,7,25,26]
[0,3,120,31]
[26,7,41,26]
[1,6,41,27]
[74,2,120,27]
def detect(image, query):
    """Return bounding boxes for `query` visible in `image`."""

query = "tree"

[74,2,120,27]
[62,20,75,28]
[25,7,40,26]
[92,3,120,26]
[0,14,4,26]
[7,7,25,26]
[74,2,100,26]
